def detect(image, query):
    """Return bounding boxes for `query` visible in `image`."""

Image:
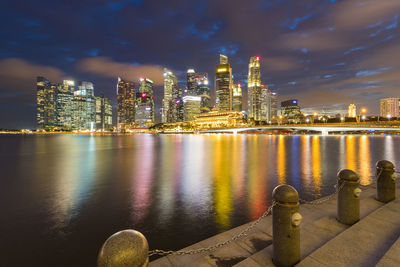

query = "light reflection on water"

[0,134,399,266]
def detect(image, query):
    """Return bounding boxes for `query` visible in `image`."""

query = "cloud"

[261,56,301,72]
[334,0,400,30]
[77,57,164,85]
[0,58,64,92]
[279,30,347,51]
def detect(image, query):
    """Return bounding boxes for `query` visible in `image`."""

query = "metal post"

[272,185,302,267]
[337,169,360,225]
[376,160,396,203]
[98,229,149,267]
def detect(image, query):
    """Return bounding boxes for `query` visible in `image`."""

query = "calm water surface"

[0,134,399,266]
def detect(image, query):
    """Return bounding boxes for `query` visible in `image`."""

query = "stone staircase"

[149,182,400,267]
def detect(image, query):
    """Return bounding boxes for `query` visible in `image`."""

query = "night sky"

[1,0,400,129]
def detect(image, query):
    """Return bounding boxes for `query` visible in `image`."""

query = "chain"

[299,181,345,205]
[148,202,275,257]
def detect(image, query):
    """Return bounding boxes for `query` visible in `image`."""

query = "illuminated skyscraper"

[56,80,75,130]
[380,98,400,118]
[135,77,154,127]
[215,54,233,111]
[72,81,96,130]
[95,94,113,131]
[162,68,180,123]
[117,77,135,130]
[194,72,210,113]
[232,83,242,112]
[248,56,262,121]
[36,76,57,130]
[270,92,278,122]
[348,103,356,118]
[281,99,301,123]
[186,69,196,96]
[183,95,201,121]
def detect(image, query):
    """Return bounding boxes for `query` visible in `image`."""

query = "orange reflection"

[301,135,311,184]
[277,135,286,184]
[311,136,321,195]
[213,135,232,230]
[231,135,245,199]
[346,136,356,171]
[359,136,371,185]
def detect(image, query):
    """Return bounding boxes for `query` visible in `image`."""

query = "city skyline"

[1,0,400,128]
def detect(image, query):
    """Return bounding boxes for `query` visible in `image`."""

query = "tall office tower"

[281,99,301,122]
[117,77,135,130]
[232,83,242,112]
[348,104,356,118]
[260,84,271,122]
[194,72,210,113]
[215,54,233,111]
[380,98,400,117]
[95,94,113,131]
[186,69,196,96]
[183,95,201,121]
[135,77,154,127]
[162,68,180,123]
[248,56,262,121]
[36,76,57,130]
[73,81,96,130]
[56,80,75,130]
[168,97,184,122]
[270,92,278,121]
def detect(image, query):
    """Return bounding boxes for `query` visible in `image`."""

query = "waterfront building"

[348,104,356,118]
[281,99,302,123]
[183,95,201,121]
[56,80,75,130]
[380,98,400,118]
[168,97,184,122]
[193,111,244,129]
[72,81,96,131]
[36,76,57,130]
[194,72,210,113]
[271,92,278,122]
[186,69,196,96]
[135,77,154,128]
[95,94,113,131]
[232,83,242,112]
[215,54,233,111]
[162,68,180,123]
[248,56,262,121]
[117,77,135,131]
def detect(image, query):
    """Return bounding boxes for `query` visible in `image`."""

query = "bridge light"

[313,112,318,117]
[306,118,310,123]
[361,108,367,113]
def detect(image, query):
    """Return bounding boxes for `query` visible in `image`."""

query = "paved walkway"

[150,182,400,267]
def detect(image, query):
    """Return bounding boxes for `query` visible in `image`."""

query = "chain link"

[148,202,275,257]
[299,181,345,205]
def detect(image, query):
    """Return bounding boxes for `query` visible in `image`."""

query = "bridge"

[199,123,400,135]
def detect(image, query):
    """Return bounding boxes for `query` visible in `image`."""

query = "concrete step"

[297,198,400,267]
[376,233,400,266]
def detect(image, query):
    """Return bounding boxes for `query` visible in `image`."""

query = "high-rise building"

[72,81,96,131]
[380,98,400,118]
[36,76,57,130]
[281,99,301,123]
[270,92,278,122]
[56,80,75,130]
[183,95,201,121]
[162,68,180,123]
[248,56,262,121]
[348,104,356,118]
[194,72,210,113]
[232,83,242,112]
[117,77,135,130]
[135,77,154,127]
[186,69,196,96]
[95,94,113,131]
[215,54,233,111]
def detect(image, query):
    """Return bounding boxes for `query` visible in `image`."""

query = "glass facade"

[117,77,135,130]
[232,83,242,112]
[215,54,232,111]
[248,56,262,121]
[135,78,154,128]
[36,76,57,130]
[95,94,113,131]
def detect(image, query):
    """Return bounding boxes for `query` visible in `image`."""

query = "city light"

[217,68,227,72]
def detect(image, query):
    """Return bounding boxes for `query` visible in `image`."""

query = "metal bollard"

[98,229,149,267]
[337,169,360,225]
[376,160,396,203]
[272,184,301,267]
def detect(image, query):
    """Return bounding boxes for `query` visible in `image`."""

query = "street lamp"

[340,117,345,123]
[313,112,318,124]
[358,108,367,123]
[387,114,391,121]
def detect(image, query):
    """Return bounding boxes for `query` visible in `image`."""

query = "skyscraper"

[36,76,57,130]
[194,72,210,113]
[162,68,180,123]
[348,104,356,118]
[186,69,196,96]
[248,56,262,122]
[135,77,154,127]
[117,77,135,130]
[270,92,278,122]
[95,94,113,131]
[72,81,96,131]
[183,95,201,121]
[56,80,75,130]
[380,98,400,118]
[232,83,242,112]
[215,54,233,111]
[281,99,301,123]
